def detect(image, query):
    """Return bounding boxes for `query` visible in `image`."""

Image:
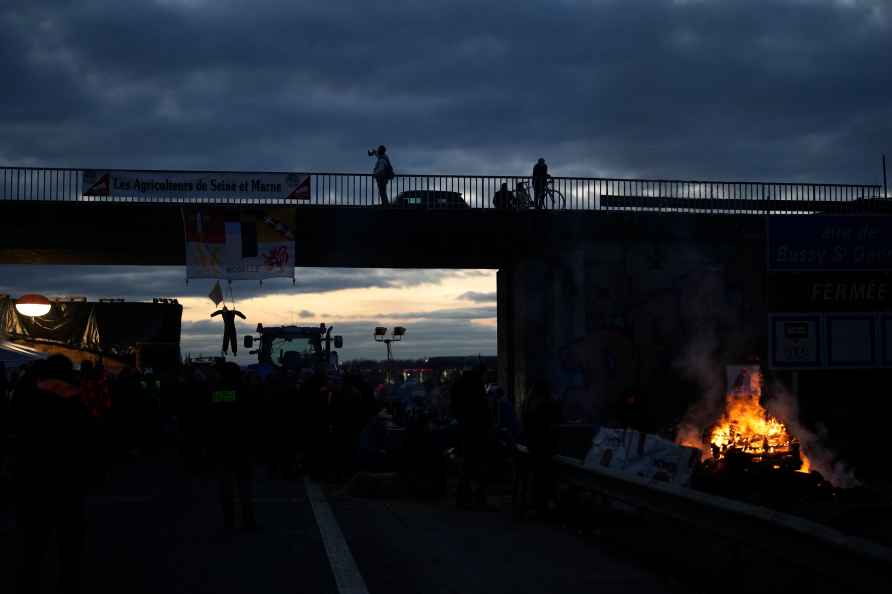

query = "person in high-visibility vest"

[208,362,257,530]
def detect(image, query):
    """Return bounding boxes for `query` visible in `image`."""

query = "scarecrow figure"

[211,305,246,356]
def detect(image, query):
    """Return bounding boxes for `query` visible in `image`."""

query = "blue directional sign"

[882,316,892,367]
[768,215,892,271]
[826,315,877,367]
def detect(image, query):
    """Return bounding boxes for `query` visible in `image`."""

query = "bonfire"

[681,368,810,473]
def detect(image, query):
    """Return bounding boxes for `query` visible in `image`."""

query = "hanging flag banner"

[83,169,310,201]
[208,280,224,306]
[182,207,295,281]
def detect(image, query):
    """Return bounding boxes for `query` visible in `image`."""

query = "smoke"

[665,252,859,488]
[766,382,860,489]
[674,324,724,451]
[672,265,749,450]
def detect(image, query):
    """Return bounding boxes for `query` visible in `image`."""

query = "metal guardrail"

[513,445,892,593]
[0,166,885,214]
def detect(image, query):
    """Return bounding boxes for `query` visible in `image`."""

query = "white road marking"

[304,478,370,594]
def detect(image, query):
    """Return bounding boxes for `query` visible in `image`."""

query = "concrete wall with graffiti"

[498,214,767,431]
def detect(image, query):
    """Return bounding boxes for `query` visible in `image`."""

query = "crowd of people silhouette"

[0,353,558,593]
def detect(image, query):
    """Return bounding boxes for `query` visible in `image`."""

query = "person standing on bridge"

[492,182,515,210]
[532,158,550,209]
[371,145,395,206]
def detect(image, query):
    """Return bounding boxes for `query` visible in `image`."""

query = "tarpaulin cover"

[583,427,702,486]
[0,298,182,357]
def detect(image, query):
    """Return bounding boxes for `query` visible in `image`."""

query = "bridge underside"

[0,201,761,268]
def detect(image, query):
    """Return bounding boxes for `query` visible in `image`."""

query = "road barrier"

[514,445,892,593]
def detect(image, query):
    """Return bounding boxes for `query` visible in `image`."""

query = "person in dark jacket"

[532,158,550,209]
[451,368,494,510]
[302,371,331,480]
[333,372,378,481]
[492,183,515,210]
[208,362,257,530]
[372,145,394,206]
[14,355,90,594]
[522,379,561,519]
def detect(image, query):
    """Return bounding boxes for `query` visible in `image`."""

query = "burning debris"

[679,367,809,474]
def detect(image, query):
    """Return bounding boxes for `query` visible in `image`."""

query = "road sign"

[768,215,892,271]
[766,272,892,312]
[769,315,821,369]
[825,315,877,367]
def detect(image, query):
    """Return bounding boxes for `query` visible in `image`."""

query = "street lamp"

[15,294,51,317]
[374,326,407,382]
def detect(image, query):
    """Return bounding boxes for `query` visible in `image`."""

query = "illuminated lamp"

[16,293,51,317]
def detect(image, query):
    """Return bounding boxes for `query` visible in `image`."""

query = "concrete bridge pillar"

[498,215,768,431]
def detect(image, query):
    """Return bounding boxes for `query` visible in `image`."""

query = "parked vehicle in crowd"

[394,190,469,209]
[244,323,343,372]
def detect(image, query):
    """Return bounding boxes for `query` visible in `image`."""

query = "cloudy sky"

[2,0,890,360]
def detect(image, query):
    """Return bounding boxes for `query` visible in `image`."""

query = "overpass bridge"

[0,166,885,267]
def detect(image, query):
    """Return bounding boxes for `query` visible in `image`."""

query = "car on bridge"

[394,190,469,209]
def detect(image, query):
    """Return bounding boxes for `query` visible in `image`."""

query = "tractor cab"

[245,323,342,372]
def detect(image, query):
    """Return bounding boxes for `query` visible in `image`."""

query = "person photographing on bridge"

[371,145,395,206]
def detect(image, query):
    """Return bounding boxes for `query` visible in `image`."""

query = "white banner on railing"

[82,170,310,200]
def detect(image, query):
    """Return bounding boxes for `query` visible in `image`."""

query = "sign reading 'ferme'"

[768,215,892,271]
[82,169,310,201]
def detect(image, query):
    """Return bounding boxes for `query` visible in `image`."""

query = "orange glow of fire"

[690,369,810,472]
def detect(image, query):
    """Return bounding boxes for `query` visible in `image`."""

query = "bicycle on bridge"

[513,178,566,210]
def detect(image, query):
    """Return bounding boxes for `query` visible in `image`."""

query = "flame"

[798,453,811,474]
[708,370,791,455]
[685,369,809,472]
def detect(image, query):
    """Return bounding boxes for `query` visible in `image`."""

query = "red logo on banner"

[263,245,289,268]
[84,173,110,197]
[286,175,310,201]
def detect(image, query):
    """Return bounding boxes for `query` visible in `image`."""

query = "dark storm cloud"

[458,291,498,303]
[0,266,473,301]
[1,0,889,181]
[3,0,889,359]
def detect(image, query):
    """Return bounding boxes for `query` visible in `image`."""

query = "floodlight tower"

[374,326,406,382]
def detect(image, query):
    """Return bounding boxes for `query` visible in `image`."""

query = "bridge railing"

[0,166,885,213]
